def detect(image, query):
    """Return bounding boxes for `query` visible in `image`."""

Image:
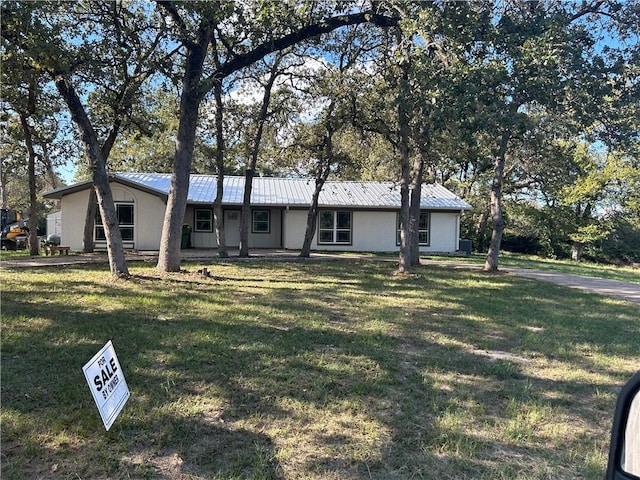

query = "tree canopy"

[2,0,638,273]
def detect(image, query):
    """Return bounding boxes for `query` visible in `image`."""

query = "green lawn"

[1,260,638,479]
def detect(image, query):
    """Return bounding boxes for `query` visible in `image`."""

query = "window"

[397,211,430,246]
[252,210,270,233]
[95,203,134,242]
[318,210,352,244]
[194,209,213,232]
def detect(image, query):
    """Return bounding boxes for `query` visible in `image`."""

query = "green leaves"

[1,0,637,265]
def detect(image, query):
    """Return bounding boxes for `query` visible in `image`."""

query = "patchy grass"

[0,249,32,260]
[1,260,638,479]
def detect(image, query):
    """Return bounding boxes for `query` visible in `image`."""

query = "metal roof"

[50,173,471,210]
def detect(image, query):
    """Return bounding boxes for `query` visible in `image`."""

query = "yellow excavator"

[1,208,29,250]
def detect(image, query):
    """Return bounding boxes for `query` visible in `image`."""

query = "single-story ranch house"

[44,173,472,253]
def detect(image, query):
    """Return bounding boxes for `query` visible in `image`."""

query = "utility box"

[181,224,192,249]
[458,239,472,255]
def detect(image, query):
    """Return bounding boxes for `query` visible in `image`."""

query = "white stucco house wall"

[44,173,471,253]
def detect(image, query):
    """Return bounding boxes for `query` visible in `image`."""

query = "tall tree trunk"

[239,59,280,258]
[212,79,228,258]
[0,160,6,210]
[571,242,584,261]
[408,168,424,268]
[19,113,39,256]
[40,144,58,191]
[157,27,211,271]
[83,188,97,253]
[54,75,129,277]
[300,98,338,258]
[397,55,412,274]
[484,130,510,272]
[239,168,254,257]
[408,115,428,268]
[300,168,331,258]
[213,201,226,257]
[571,203,592,262]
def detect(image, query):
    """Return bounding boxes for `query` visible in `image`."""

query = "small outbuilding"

[43,173,471,253]
[46,210,62,237]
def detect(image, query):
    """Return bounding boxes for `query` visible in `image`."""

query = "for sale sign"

[82,340,130,431]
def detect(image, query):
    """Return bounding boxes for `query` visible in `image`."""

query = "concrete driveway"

[421,259,640,305]
[503,266,640,305]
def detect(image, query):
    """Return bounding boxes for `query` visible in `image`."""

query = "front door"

[225,210,240,247]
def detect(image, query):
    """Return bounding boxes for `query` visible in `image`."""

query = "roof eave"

[42,180,94,200]
[110,175,169,200]
[42,175,169,201]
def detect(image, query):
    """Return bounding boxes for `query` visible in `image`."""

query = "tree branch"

[156,0,191,45]
[570,0,606,22]
[211,11,399,83]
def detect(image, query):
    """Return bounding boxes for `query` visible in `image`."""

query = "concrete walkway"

[2,250,639,305]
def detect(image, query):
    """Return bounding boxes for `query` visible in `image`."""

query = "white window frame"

[397,211,430,246]
[194,208,213,232]
[318,210,352,245]
[95,203,135,245]
[252,210,270,234]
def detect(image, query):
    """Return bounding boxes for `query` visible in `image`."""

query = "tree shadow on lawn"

[2,261,638,479]
[268,261,640,477]
[423,266,640,366]
[363,264,638,477]
[120,414,283,479]
[1,306,290,479]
